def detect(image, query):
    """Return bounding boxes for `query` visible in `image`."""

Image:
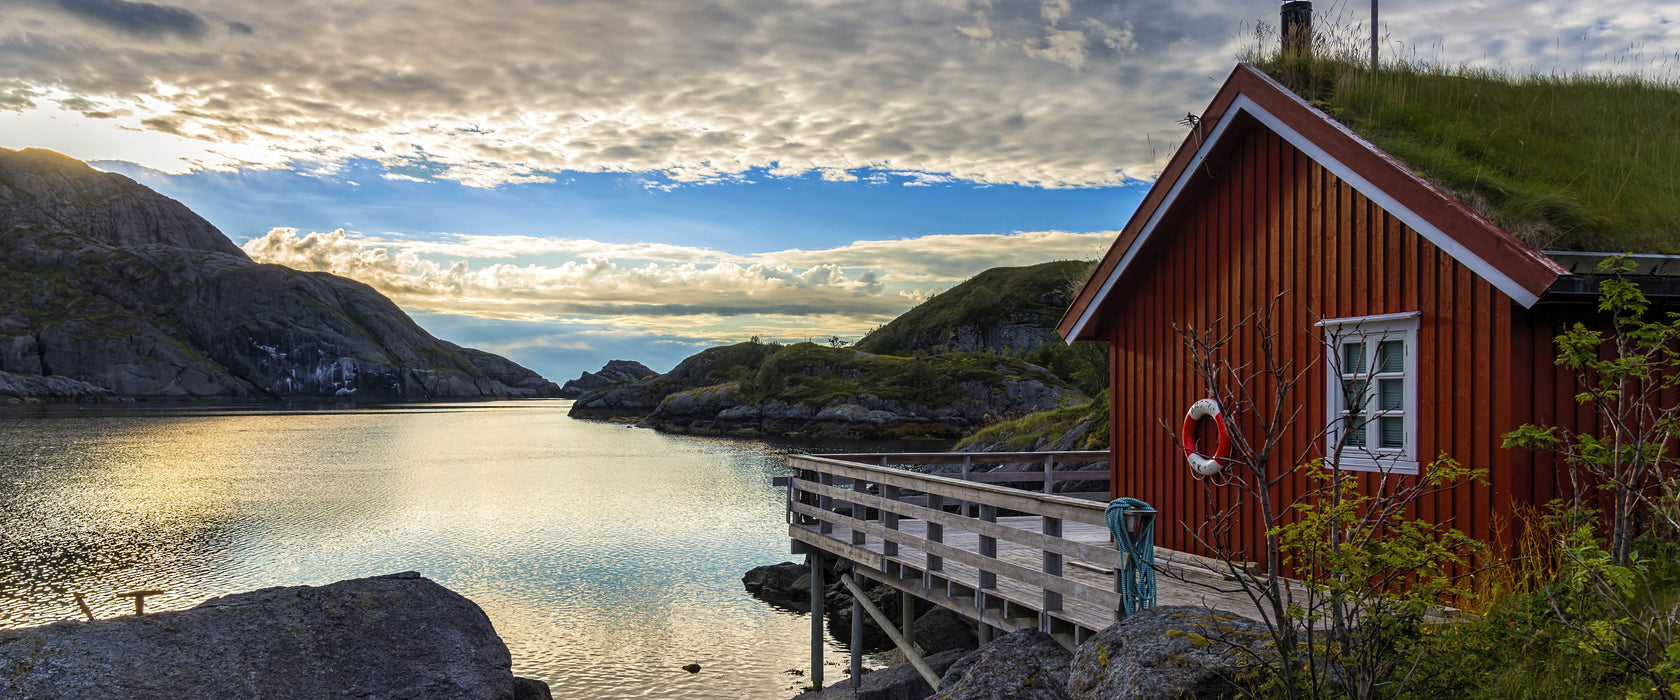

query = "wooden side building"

[1058,63,1642,559]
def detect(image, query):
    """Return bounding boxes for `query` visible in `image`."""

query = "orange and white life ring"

[1181,398,1232,476]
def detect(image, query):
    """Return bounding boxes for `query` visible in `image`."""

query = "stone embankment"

[0,572,551,700]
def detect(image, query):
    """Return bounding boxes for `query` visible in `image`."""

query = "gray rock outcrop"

[743,561,812,610]
[1067,605,1266,700]
[641,377,1081,440]
[934,629,1074,700]
[0,147,562,401]
[0,571,548,700]
[571,341,1083,440]
[791,649,970,700]
[912,607,979,655]
[557,359,657,398]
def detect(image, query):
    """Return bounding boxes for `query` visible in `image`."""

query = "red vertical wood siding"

[1100,121,1581,559]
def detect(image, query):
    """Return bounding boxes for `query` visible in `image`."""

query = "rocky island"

[557,359,657,398]
[0,147,561,403]
[567,261,1108,441]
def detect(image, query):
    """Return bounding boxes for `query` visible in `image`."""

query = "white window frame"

[1316,311,1421,474]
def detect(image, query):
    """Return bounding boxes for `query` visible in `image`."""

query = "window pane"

[1342,379,1368,409]
[1343,414,1367,448]
[1379,378,1404,410]
[1376,340,1404,373]
[1341,342,1366,374]
[1380,417,1405,449]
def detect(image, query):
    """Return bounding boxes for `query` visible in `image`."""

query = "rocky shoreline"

[569,345,1084,441]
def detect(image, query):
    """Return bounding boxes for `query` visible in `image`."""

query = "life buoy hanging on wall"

[1181,398,1232,475]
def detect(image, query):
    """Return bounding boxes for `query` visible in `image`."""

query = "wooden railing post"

[819,471,835,536]
[881,483,900,560]
[924,494,944,588]
[1042,454,1055,494]
[978,504,998,612]
[850,476,867,547]
[961,454,974,516]
[1041,515,1063,632]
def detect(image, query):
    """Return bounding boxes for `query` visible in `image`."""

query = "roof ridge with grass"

[1248,55,1680,254]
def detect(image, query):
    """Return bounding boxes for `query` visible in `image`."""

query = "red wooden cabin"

[1057,63,1645,559]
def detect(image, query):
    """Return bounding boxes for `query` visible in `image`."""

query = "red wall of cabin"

[1098,123,1581,562]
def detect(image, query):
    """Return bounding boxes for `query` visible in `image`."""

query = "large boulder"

[743,561,812,610]
[913,606,978,655]
[1066,605,1267,700]
[933,629,1073,700]
[0,571,545,700]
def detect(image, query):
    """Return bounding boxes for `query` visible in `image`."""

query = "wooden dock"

[783,452,1265,651]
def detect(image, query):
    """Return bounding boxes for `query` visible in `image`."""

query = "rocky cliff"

[557,359,657,398]
[0,147,561,402]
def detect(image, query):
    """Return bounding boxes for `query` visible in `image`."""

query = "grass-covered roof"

[1247,52,1680,254]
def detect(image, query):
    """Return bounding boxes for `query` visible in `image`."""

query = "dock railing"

[808,450,1112,502]
[784,451,1130,647]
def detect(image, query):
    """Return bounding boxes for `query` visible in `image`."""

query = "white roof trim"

[1315,310,1423,327]
[1066,94,1541,343]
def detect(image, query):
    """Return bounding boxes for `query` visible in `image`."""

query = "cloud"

[0,0,1246,187]
[2,1,1672,189]
[52,0,208,40]
[240,227,1117,336]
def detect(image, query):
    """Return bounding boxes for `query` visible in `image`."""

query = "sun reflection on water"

[0,400,877,698]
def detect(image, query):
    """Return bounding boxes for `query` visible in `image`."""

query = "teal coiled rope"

[1105,497,1157,616]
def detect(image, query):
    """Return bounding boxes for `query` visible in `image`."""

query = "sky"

[1,0,1675,382]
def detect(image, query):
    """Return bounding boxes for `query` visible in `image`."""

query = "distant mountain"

[855,260,1092,357]
[557,360,656,399]
[0,147,560,402]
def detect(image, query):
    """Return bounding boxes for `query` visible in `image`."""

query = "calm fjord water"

[0,399,884,698]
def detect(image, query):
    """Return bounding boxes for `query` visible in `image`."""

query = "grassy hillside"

[854,259,1108,397]
[954,392,1109,452]
[1248,53,1680,252]
[737,341,1075,408]
[856,260,1091,355]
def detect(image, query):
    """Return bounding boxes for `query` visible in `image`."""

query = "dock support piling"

[978,621,992,645]
[839,574,942,689]
[901,589,916,650]
[810,553,825,691]
[850,596,863,689]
